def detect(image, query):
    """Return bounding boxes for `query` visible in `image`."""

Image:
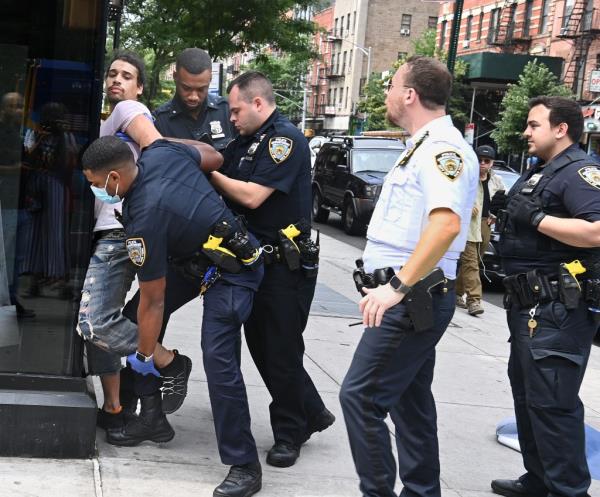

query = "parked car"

[311,136,405,235]
[481,167,520,283]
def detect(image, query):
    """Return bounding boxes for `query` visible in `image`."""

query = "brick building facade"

[437,0,600,101]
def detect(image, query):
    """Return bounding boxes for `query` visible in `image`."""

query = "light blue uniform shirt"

[363,115,478,279]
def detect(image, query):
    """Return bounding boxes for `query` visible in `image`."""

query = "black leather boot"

[106,392,174,446]
[302,407,336,443]
[120,365,138,415]
[266,442,300,467]
[213,461,262,497]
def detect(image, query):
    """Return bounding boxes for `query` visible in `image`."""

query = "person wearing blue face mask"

[90,170,122,204]
[77,50,222,443]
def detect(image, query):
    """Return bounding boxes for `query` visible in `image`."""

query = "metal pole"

[114,16,122,49]
[301,85,307,133]
[366,46,372,84]
[446,0,464,75]
[469,87,476,123]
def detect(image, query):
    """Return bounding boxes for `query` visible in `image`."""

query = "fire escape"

[557,0,600,95]
[488,0,532,52]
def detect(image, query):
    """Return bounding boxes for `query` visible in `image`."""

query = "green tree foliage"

[491,60,573,154]
[412,28,438,58]
[356,76,390,131]
[246,52,311,124]
[120,0,319,105]
[357,29,469,131]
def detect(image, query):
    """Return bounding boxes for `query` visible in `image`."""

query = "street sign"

[590,70,600,93]
[464,122,475,145]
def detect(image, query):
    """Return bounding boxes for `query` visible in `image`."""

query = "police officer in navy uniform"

[210,71,335,468]
[339,56,478,497]
[490,97,600,497]
[82,136,264,497]
[154,48,234,151]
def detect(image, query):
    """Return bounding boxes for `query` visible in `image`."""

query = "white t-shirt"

[93,100,152,232]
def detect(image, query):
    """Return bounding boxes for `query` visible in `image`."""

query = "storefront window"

[0,0,102,375]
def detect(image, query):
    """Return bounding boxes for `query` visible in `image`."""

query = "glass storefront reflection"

[0,1,102,375]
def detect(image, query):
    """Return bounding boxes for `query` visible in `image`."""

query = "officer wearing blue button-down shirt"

[339,56,479,497]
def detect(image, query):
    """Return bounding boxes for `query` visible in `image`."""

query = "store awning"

[459,52,564,88]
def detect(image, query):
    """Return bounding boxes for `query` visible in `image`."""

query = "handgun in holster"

[352,259,376,296]
[559,260,586,310]
[403,268,446,332]
[278,223,302,271]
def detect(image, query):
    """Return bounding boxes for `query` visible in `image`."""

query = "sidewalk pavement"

[2,231,600,497]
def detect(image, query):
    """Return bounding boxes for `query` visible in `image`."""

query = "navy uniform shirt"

[501,144,600,276]
[122,140,261,290]
[153,94,235,151]
[220,110,312,243]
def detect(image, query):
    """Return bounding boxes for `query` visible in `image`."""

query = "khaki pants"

[481,218,492,255]
[456,241,481,304]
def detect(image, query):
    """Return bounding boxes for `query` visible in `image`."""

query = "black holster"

[352,260,446,332]
[403,268,446,332]
[502,269,557,309]
[170,253,209,283]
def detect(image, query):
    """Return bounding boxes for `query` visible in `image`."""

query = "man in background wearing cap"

[456,145,505,315]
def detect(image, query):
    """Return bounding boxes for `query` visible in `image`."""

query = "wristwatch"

[389,275,412,294]
[135,351,154,363]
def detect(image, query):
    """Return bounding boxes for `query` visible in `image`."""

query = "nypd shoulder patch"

[126,237,146,267]
[269,136,293,164]
[578,165,600,190]
[435,151,464,181]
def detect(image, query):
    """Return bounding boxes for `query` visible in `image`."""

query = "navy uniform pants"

[506,298,596,497]
[339,289,455,497]
[123,267,258,466]
[244,262,325,445]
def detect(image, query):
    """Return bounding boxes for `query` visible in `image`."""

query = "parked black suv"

[311,136,405,235]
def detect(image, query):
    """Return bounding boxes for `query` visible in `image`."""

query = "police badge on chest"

[210,120,225,139]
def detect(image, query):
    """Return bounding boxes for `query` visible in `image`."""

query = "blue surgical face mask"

[90,171,121,204]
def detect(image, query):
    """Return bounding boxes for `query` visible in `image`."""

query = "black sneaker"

[158,350,192,414]
[213,461,262,497]
[302,407,336,443]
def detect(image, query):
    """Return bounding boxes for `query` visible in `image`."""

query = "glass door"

[0,0,105,376]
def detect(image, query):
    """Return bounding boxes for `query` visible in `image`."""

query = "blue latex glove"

[127,353,161,377]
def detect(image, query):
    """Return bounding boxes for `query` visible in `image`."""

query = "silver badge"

[210,120,223,136]
[527,173,543,187]
[247,141,260,156]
